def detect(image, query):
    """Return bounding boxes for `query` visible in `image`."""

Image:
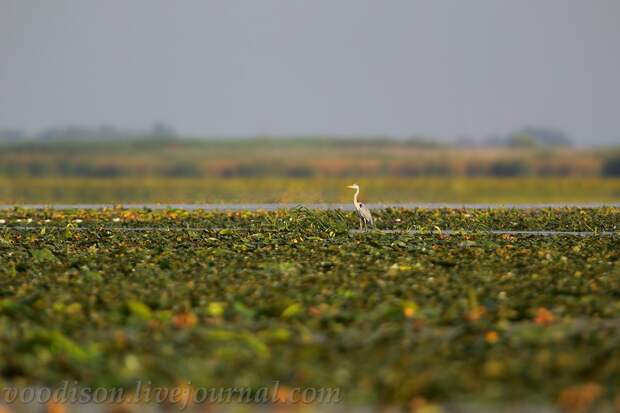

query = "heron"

[346,184,374,231]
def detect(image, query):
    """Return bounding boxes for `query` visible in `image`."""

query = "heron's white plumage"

[346,184,373,230]
[356,202,374,226]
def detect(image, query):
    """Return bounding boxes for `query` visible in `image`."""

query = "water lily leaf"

[281,303,303,318]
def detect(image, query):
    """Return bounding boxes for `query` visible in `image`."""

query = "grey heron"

[346,184,374,231]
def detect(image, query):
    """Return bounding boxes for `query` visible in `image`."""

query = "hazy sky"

[1,0,619,144]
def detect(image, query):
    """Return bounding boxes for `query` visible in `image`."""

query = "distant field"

[1,177,619,204]
[1,139,619,205]
[0,207,618,410]
[0,138,615,179]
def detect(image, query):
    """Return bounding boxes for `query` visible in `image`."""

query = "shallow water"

[1,202,619,210]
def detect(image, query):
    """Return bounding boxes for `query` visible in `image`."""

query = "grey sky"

[1,0,619,145]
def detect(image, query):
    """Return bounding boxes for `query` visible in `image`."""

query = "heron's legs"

[359,218,363,231]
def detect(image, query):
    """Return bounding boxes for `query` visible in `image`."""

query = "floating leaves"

[0,207,618,409]
[207,302,225,317]
[30,247,57,263]
[127,300,152,321]
[281,303,303,319]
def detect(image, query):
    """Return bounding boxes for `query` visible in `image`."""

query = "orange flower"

[534,307,555,325]
[465,306,486,321]
[121,211,138,220]
[46,399,66,413]
[272,385,294,404]
[409,397,443,413]
[173,312,198,328]
[558,382,602,413]
[308,306,322,317]
[485,331,499,344]
[401,300,418,318]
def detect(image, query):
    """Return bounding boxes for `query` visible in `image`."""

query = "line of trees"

[0,125,573,147]
[0,123,176,141]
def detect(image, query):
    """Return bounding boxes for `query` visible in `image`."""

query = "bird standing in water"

[346,184,373,231]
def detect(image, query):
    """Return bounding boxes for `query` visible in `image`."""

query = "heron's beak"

[346,185,356,189]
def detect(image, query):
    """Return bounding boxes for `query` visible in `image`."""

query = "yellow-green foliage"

[0,177,619,204]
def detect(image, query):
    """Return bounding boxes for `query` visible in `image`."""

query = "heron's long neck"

[353,187,359,205]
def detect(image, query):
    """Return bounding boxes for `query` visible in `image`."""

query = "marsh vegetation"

[0,207,618,410]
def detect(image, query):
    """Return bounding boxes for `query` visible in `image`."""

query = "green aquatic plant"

[0,207,618,409]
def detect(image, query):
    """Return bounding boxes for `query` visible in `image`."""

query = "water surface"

[1,202,619,210]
